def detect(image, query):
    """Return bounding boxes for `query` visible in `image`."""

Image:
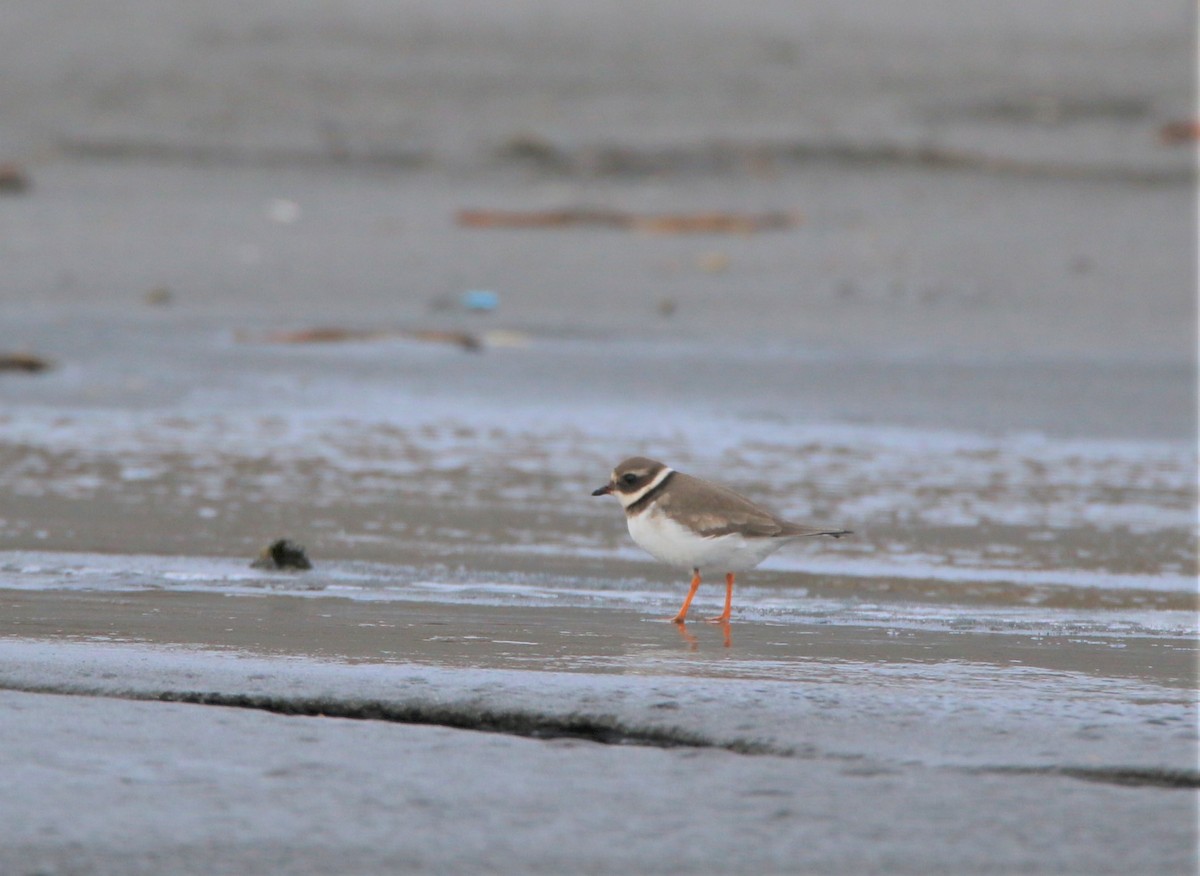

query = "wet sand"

[1,1,1196,873]
[2,630,1196,875]
[4,583,1196,686]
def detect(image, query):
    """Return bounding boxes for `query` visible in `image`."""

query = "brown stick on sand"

[0,352,51,372]
[455,208,801,234]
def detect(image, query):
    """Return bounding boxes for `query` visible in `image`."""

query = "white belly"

[626,509,789,572]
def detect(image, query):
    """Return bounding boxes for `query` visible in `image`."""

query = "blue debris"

[461,290,499,312]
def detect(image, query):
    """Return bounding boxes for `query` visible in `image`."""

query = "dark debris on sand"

[251,539,313,571]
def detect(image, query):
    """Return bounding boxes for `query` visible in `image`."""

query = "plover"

[593,456,850,623]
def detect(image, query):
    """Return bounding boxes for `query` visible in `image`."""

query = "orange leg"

[670,568,702,624]
[706,572,734,623]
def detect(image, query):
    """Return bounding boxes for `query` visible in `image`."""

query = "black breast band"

[625,470,676,516]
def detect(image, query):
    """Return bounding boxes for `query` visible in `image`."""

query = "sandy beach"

[1,1,1196,873]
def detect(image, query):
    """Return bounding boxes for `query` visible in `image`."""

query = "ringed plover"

[593,456,850,624]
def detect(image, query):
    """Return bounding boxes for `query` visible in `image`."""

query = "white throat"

[617,467,675,509]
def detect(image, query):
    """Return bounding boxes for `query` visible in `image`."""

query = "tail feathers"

[783,523,853,538]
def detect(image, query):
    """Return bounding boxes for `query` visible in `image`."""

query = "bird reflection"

[673,619,732,650]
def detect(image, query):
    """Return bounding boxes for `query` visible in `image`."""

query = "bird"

[592,456,850,624]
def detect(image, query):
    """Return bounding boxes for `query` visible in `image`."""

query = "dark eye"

[622,473,639,485]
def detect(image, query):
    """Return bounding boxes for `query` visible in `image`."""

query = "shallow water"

[3,314,1195,625]
[2,337,1194,581]
[1,336,1194,705]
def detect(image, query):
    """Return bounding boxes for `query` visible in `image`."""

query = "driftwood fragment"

[456,208,800,234]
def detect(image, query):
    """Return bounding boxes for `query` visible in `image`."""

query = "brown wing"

[655,473,779,536]
[659,472,850,539]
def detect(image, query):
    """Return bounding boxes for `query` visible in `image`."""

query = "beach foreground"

[1,619,1195,876]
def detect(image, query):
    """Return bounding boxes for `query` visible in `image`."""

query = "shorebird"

[593,456,850,623]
